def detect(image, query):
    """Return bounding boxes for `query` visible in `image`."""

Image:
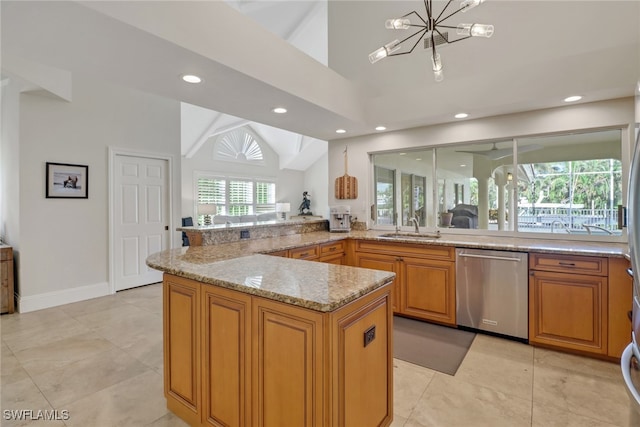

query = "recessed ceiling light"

[272,107,287,114]
[182,74,202,84]
[375,126,387,131]
[454,113,469,119]
[415,158,422,161]
[564,95,582,103]
[460,164,467,167]
[336,129,346,134]
[399,152,406,156]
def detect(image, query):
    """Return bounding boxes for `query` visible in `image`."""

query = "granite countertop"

[147,229,629,312]
[351,230,630,258]
[147,252,395,312]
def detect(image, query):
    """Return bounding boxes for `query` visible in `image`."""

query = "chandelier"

[368,0,494,82]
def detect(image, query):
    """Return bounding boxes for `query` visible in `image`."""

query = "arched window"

[214,129,264,164]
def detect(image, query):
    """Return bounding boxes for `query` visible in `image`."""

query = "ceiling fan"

[456,143,543,160]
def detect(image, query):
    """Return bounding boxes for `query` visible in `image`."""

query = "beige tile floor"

[0,283,635,427]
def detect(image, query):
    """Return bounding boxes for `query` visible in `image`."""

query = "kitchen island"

[147,249,396,427]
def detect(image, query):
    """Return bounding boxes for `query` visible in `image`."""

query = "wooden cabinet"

[278,241,347,264]
[401,256,455,324]
[1,246,14,314]
[163,275,201,426]
[529,253,609,356]
[318,241,346,264]
[289,244,319,261]
[355,252,401,312]
[354,241,455,325]
[608,257,633,358]
[202,285,251,427]
[267,249,288,257]
[252,297,324,426]
[163,273,393,427]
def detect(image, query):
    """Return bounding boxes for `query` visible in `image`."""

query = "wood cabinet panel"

[202,287,251,426]
[355,240,454,261]
[318,241,345,264]
[608,257,633,358]
[319,241,345,256]
[164,275,201,425]
[354,243,455,324]
[252,298,324,427]
[319,253,345,265]
[289,245,319,260]
[268,250,288,257]
[0,246,14,314]
[336,293,391,427]
[354,252,400,313]
[402,257,456,325]
[529,270,608,355]
[530,253,607,276]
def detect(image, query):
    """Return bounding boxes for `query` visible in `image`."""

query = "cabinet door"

[608,257,632,358]
[401,257,456,325]
[163,275,201,425]
[529,270,608,355]
[333,289,392,427]
[252,298,324,427]
[355,252,401,313]
[202,287,251,426]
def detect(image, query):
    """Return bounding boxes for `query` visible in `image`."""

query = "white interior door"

[114,154,169,291]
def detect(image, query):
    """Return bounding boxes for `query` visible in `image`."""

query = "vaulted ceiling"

[3,1,639,170]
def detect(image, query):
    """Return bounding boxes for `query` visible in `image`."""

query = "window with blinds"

[196,176,276,222]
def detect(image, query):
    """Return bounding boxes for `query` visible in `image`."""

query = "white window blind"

[196,175,276,221]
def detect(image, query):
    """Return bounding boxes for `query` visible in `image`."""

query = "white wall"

[180,129,306,220]
[303,152,329,218]
[329,98,636,227]
[1,78,22,248]
[16,74,181,311]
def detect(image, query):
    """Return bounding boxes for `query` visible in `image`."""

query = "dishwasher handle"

[458,252,523,262]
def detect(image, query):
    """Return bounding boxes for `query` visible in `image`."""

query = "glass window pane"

[401,174,426,226]
[373,150,433,228]
[516,130,623,236]
[435,142,512,230]
[375,166,395,225]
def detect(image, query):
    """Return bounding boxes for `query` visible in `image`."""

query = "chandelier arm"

[434,0,455,23]
[403,10,428,26]
[445,35,473,44]
[388,29,428,57]
[436,3,470,26]
[395,27,428,48]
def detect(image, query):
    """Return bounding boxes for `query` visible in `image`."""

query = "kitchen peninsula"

[147,247,396,427]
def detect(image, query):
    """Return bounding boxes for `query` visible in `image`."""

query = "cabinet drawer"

[530,253,607,276]
[268,250,288,257]
[355,240,454,261]
[319,241,345,256]
[289,245,319,260]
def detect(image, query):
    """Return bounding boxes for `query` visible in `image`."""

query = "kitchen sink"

[378,231,441,240]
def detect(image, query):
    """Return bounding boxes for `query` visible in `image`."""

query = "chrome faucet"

[410,214,420,233]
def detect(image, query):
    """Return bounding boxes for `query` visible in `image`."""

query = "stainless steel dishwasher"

[456,248,528,340]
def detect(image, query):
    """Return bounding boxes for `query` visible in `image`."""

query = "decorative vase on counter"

[440,212,453,227]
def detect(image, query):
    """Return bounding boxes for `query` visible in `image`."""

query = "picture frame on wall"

[46,162,89,199]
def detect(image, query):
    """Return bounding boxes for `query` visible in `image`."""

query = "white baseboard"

[16,281,112,313]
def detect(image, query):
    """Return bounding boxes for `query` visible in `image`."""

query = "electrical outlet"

[363,325,376,347]
[240,229,250,239]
